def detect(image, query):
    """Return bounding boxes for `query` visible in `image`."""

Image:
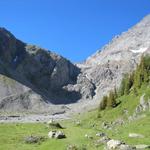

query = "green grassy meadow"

[0,85,150,150]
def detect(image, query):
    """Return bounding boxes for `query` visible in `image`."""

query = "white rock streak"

[130,47,147,53]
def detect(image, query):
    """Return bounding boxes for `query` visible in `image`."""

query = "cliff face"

[0,14,150,113]
[79,15,150,100]
[0,28,82,112]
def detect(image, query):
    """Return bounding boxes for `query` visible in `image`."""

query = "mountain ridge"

[0,14,150,114]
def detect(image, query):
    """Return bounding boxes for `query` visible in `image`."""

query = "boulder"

[106,139,123,149]
[55,131,66,139]
[106,139,135,150]
[48,131,66,139]
[48,131,56,138]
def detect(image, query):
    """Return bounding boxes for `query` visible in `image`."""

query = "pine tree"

[124,74,134,95]
[119,77,126,96]
[99,95,107,110]
[107,91,116,108]
[114,87,118,99]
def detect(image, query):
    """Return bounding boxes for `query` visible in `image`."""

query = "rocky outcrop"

[80,15,150,101]
[128,94,150,122]
[136,94,150,113]
[0,27,82,112]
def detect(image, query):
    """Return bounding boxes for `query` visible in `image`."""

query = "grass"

[0,85,150,150]
[0,122,100,150]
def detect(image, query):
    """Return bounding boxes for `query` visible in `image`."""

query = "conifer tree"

[119,77,126,96]
[99,95,107,110]
[113,87,117,99]
[107,91,116,108]
[124,74,134,95]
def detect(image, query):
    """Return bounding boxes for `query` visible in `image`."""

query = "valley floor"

[0,110,150,150]
[0,85,150,150]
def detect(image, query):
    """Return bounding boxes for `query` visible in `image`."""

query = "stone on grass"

[55,131,66,139]
[129,133,144,138]
[106,139,123,149]
[85,134,93,139]
[48,131,56,138]
[97,136,111,144]
[75,120,81,126]
[47,119,63,129]
[48,130,66,139]
[96,132,106,137]
[119,144,136,150]
[67,145,78,150]
[135,144,150,149]
[106,139,135,150]
[24,135,46,144]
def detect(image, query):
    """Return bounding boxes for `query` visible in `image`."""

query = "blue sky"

[0,0,150,62]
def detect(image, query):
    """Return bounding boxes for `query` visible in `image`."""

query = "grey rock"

[84,134,93,139]
[48,130,66,139]
[135,144,150,149]
[102,122,111,129]
[113,118,125,126]
[139,94,149,111]
[106,139,135,150]
[106,139,123,149]
[48,131,56,138]
[96,132,106,137]
[129,133,144,138]
[97,136,111,144]
[55,131,66,139]
[0,27,81,113]
[47,119,63,129]
[81,14,150,103]
[75,120,81,126]
[119,144,136,150]
[24,135,46,144]
[66,145,78,150]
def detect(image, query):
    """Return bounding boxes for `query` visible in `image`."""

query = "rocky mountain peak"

[85,14,150,66]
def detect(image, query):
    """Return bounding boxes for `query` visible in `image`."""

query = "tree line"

[99,55,150,110]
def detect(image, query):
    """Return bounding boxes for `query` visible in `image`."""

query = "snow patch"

[130,47,147,53]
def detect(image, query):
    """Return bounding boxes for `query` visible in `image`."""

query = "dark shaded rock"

[96,132,106,137]
[24,135,46,144]
[48,130,66,139]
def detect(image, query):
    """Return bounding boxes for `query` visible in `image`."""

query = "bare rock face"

[0,27,81,112]
[79,14,150,101]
